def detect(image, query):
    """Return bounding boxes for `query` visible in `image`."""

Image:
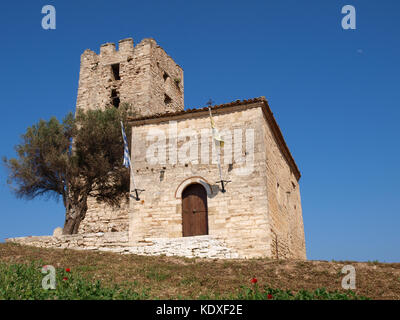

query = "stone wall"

[129,103,273,258]
[128,100,306,259]
[5,234,240,259]
[6,232,129,251]
[127,236,239,258]
[78,198,129,234]
[260,110,306,259]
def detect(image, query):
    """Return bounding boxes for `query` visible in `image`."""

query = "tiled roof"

[127,97,265,122]
[127,97,301,180]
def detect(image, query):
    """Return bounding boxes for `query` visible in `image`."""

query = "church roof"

[127,97,301,180]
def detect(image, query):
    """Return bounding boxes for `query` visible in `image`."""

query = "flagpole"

[215,140,225,192]
[120,121,143,200]
[208,105,227,193]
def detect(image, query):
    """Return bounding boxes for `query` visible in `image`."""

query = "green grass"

[145,266,171,281]
[234,284,369,300]
[0,261,369,300]
[0,262,148,300]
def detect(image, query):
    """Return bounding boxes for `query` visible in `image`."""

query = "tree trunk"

[62,195,88,235]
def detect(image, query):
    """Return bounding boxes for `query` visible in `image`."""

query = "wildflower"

[63,277,68,281]
[65,268,71,272]
[251,278,257,284]
[267,294,273,300]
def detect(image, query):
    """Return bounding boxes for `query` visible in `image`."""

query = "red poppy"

[251,278,257,284]
[63,277,68,281]
[267,294,273,300]
[65,268,71,273]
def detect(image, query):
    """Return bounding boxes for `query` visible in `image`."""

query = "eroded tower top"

[76,37,184,117]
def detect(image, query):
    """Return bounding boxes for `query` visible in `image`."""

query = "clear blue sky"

[0,0,399,262]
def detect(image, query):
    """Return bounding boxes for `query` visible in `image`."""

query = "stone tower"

[76,37,184,234]
[76,38,184,117]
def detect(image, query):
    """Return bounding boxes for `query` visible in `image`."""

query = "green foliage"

[3,104,133,233]
[3,114,74,201]
[235,284,369,300]
[0,261,371,300]
[143,266,171,281]
[4,105,131,203]
[0,262,148,300]
[180,276,199,286]
[145,270,171,281]
[72,105,132,205]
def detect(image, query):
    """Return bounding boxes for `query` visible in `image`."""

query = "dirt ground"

[1,243,399,299]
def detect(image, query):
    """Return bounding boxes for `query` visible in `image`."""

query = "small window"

[163,71,169,81]
[164,94,172,105]
[111,89,120,108]
[159,169,165,182]
[111,64,120,80]
[112,97,120,108]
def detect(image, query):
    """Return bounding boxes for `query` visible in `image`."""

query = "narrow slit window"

[163,71,169,81]
[111,64,120,80]
[111,89,120,108]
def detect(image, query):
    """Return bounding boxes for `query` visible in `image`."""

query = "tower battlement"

[76,37,184,117]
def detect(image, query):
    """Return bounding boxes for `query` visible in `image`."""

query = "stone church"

[8,37,306,259]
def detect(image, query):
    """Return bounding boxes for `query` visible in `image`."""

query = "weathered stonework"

[128,99,306,259]
[261,112,306,259]
[76,37,184,116]
[76,37,184,234]
[8,37,306,260]
[78,198,129,234]
[6,232,129,251]
[5,234,240,259]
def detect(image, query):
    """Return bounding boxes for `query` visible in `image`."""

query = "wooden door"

[182,183,208,237]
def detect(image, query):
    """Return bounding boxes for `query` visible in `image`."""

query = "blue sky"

[0,0,399,262]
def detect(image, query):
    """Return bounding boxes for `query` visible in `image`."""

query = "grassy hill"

[0,243,399,300]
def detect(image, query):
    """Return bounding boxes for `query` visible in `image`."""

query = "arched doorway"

[181,183,209,237]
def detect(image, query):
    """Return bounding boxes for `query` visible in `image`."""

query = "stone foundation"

[6,232,129,251]
[5,234,240,259]
[128,236,239,259]
[78,198,129,234]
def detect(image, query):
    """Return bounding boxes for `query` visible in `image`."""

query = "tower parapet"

[76,37,184,117]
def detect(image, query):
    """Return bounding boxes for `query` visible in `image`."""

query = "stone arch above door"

[175,176,212,199]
